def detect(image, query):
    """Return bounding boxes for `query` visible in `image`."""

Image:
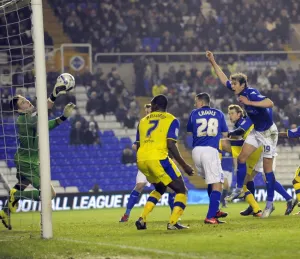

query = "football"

[56,73,75,91]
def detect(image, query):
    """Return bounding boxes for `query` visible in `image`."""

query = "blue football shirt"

[287,127,300,138]
[187,106,228,149]
[226,81,273,131]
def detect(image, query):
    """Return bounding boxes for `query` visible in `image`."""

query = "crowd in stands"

[50,0,299,53]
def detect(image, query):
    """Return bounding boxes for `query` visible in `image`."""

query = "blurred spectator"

[115,102,128,124]
[1,69,12,87]
[220,94,233,113]
[176,65,186,83]
[152,80,167,97]
[89,115,99,131]
[85,122,101,146]
[121,146,136,165]
[179,80,191,96]
[257,71,271,90]
[44,31,53,46]
[81,66,93,87]
[86,91,102,115]
[123,109,138,129]
[161,72,172,88]
[65,11,82,33]
[87,80,102,98]
[102,91,118,115]
[144,59,152,96]
[70,121,86,145]
[89,184,103,193]
[12,67,24,87]
[70,109,87,128]
[0,88,14,114]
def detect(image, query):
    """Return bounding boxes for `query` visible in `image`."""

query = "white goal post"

[31,0,52,239]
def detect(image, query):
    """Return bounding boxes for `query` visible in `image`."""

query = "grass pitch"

[0,202,299,259]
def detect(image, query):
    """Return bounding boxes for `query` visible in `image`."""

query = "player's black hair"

[151,95,168,111]
[10,95,21,111]
[196,92,210,105]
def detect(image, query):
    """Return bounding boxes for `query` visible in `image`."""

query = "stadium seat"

[65,186,79,193]
[54,187,65,193]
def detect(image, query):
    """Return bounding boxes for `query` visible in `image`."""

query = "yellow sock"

[141,190,161,222]
[169,193,187,225]
[293,182,300,201]
[243,185,260,213]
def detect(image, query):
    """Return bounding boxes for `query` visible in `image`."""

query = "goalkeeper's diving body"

[0,83,76,230]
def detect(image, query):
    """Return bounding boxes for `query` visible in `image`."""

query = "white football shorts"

[245,123,278,158]
[192,146,224,185]
[136,170,151,187]
[254,152,277,172]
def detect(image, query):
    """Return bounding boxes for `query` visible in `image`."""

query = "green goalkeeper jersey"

[15,112,59,165]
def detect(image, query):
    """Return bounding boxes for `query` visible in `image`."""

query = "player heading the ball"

[206,51,283,218]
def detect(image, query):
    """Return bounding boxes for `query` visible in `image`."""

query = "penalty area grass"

[0,202,299,259]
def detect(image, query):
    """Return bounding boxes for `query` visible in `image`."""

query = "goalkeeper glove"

[59,103,76,121]
[48,82,68,103]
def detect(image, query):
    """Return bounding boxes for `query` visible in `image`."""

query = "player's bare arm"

[238,96,274,108]
[167,139,194,176]
[206,51,229,86]
[220,138,232,153]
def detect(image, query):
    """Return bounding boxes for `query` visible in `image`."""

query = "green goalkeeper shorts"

[15,161,40,189]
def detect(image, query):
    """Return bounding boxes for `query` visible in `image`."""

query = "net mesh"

[0,0,38,226]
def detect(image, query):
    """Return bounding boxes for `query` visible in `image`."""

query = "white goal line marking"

[58,238,203,259]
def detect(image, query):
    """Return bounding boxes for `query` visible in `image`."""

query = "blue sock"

[265,172,275,202]
[125,190,140,215]
[237,162,247,188]
[274,180,292,201]
[247,181,255,195]
[207,184,212,197]
[168,192,175,212]
[207,190,221,219]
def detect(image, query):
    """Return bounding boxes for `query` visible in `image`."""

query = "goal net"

[0,0,52,238]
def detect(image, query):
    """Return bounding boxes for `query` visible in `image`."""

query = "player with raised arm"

[0,81,76,230]
[119,104,176,222]
[206,51,282,218]
[279,126,300,214]
[135,95,194,230]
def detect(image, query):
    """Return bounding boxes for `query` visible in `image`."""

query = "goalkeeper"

[0,81,76,230]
